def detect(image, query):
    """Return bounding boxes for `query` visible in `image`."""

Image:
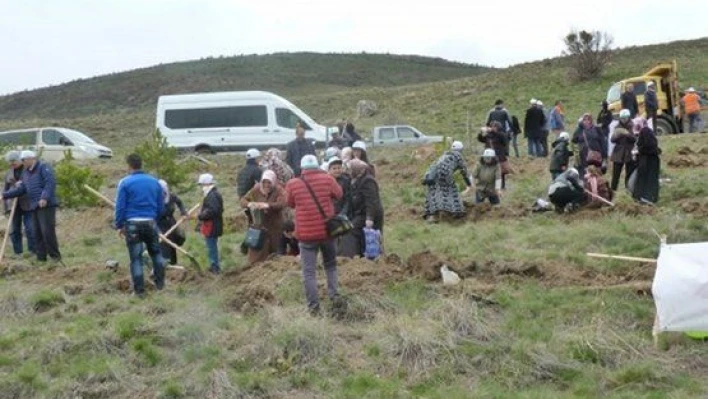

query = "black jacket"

[335,174,352,217]
[610,122,636,164]
[285,138,316,176]
[549,140,573,172]
[158,193,187,233]
[597,108,614,137]
[237,160,262,198]
[637,127,661,156]
[487,107,512,131]
[198,188,223,238]
[350,173,384,231]
[621,91,639,118]
[572,125,608,163]
[645,89,658,113]
[524,107,547,139]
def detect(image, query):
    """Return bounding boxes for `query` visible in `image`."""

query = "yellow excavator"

[606,60,706,135]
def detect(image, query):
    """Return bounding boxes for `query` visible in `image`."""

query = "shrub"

[134,129,195,192]
[562,30,613,81]
[54,150,105,208]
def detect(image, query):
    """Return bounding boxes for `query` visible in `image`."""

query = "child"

[549,132,573,181]
[278,220,299,256]
[473,149,502,205]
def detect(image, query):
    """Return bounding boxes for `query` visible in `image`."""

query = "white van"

[156,91,333,152]
[0,127,113,162]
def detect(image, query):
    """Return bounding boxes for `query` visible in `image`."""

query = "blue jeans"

[205,237,219,273]
[476,192,500,205]
[125,221,166,294]
[10,209,35,255]
[527,139,543,157]
[688,113,703,133]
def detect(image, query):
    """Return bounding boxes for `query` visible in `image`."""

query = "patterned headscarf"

[261,153,293,185]
[349,159,369,180]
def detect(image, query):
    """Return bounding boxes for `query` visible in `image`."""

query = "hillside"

[0,52,490,120]
[0,38,704,151]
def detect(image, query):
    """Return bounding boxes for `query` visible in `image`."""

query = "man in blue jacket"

[1,150,61,264]
[114,154,167,297]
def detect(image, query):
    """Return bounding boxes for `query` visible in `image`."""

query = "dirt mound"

[610,202,657,217]
[680,200,708,217]
[405,250,446,281]
[667,155,705,168]
[676,146,695,155]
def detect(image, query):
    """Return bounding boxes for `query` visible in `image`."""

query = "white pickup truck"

[368,125,443,147]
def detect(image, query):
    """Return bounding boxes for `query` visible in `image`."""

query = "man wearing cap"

[197,173,223,274]
[2,150,60,264]
[237,148,263,226]
[524,99,546,157]
[285,121,316,177]
[645,82,658,131]
[682,88,703,133]
[114,153,167,297]
[3,151,35,256]
[285,154,343,315]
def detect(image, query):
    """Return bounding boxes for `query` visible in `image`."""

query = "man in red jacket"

[286,154,343,315]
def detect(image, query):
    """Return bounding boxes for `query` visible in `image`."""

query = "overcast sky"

[1,0,706,95]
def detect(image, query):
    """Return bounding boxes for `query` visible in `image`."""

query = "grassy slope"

[1,39,708,398]
[0,52,489,120]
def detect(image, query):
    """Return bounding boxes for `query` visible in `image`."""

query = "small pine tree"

[54,150,105,208]
[134,129,194,192]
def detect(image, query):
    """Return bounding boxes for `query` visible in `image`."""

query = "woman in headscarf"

[157,179,187,265]
[261,148,294,186]
[631,117,661,204]
[609,109,636,191]
[347,159,384,257]
[239,170,288,264]
[423,141,473,222]
[352,140,376,177]
[572,113,607,178]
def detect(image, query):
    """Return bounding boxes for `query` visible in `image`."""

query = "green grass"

[0,40,707,397]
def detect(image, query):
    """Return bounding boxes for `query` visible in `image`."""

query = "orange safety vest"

[684,93,700,114]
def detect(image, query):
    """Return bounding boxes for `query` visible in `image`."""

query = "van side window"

[0,131,37,147]
[276,108,310,130]
[42,129,65,145]
[165,106,268,129]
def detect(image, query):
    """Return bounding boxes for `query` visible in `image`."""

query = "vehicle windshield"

[607,82,622,104]
[59,128,97,144]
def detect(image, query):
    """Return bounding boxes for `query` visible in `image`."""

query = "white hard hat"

[482,148,496,158]
[20,150,37,160]
[647,81,655,86]
[451,141,464,151]
[530,98,537,105]
[246,148,261,159]
[300,154,319,170]
[619,109,631,119]
[197,173,215,185]
[325,146,340,159]
[352,141,367,151]
[559,132,570,141]
[537,100,543,106]
[687,87,696,92]
[567,168,579,178]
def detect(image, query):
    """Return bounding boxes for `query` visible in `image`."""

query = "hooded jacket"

[237,159,263,198]
[549,139,573,172]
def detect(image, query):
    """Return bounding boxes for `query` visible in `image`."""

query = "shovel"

[0,198,18,266]
[84,185,202,271]
[162,202,201,238]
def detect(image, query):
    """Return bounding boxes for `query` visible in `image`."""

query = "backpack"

[363,228,381,260]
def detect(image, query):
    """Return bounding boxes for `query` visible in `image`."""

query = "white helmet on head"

[451,141,464,151]
[687,87,696,93]
[619,109,631,119]
[246,148,261,159]
[530,98,537,105]
[482,148,496,158]
[559,132,570,141]
[567,167,579,179]
[352,141,367,151]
